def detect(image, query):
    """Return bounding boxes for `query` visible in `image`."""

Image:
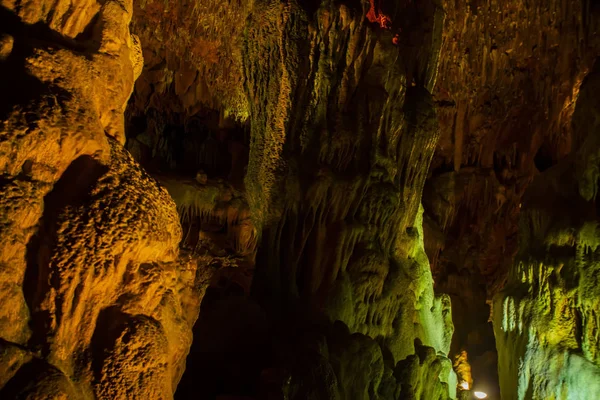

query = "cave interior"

[0,0,600,399]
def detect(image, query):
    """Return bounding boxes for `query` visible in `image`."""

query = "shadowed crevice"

[23,155,108,356]
[0,6,81,121]
[0,357,75,399]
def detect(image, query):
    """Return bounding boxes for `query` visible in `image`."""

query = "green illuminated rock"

[494,63,600,400]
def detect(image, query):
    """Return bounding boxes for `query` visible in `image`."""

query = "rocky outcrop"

[241,0,455,398]
[493,61,600,400]
[423,0,600,395]
[0,1,210,398]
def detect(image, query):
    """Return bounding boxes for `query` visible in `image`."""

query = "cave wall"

[125,0,251,184]
[230,0,457,397]
[0,1,212,398]
[423,0,600,395]
[428,0,600,307]
[493,61,600,400]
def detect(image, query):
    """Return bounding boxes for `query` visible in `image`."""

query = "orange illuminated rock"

[0,1,211,399]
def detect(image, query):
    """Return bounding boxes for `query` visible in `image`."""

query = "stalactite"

[494,64,600,397]
[239,3,455,396]
[157,176,256,256]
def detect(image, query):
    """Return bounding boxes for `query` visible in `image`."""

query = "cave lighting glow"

[473,391,488,399]
[460,381,470,390]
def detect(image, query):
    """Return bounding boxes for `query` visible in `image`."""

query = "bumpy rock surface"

[0,1,209,398]
[423,0,600,395]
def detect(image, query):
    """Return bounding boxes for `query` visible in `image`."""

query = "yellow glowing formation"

[460,381,469,390]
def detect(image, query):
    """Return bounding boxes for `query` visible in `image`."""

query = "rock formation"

[424,0,600,396]
[0,1,213,398]
[494,60,600,400]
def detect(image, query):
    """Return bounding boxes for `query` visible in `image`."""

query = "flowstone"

[494,62,600,400]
